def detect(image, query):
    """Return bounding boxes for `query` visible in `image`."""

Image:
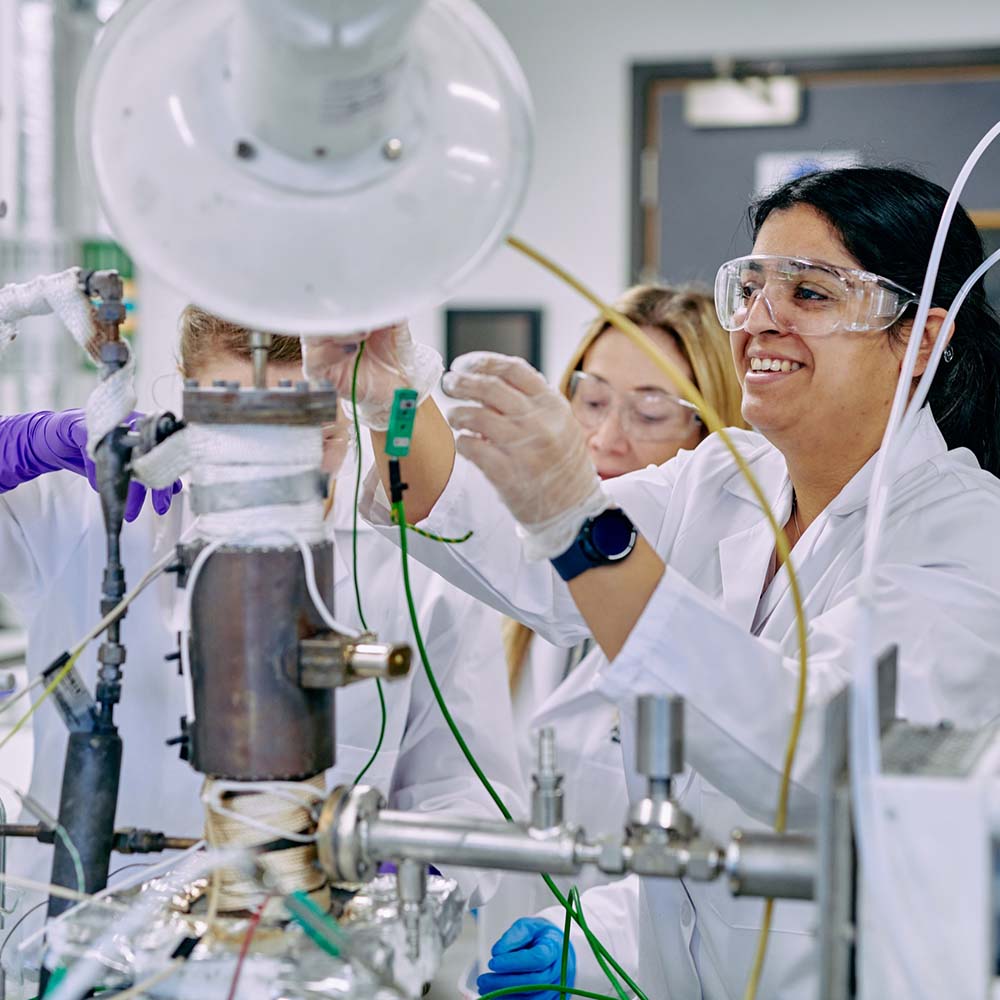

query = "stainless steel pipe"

[367,811,585,876]
[724,830,816,901]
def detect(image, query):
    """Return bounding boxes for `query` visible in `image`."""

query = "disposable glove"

[301,323,443,431]
[442,352,608,560]
[0,409,181,520]
[477,916,575,1000]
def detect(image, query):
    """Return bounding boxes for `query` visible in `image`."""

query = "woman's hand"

[0,409,181,519]
[442,352,607,559]
[477,917,575,1000]
[301,323,443,431]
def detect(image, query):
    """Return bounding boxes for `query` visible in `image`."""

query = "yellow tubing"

[505,234,809,1000]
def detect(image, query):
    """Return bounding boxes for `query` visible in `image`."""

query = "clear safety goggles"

[714,254,919,337]
[568,370,701,442]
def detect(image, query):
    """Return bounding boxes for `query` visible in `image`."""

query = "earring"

[943,345,954,363]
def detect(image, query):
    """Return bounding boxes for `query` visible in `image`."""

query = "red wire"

[225,895,270,1000]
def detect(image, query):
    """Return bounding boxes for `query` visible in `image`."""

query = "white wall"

[136,0,1000,406]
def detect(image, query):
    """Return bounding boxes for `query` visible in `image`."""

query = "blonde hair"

[557,284,744,426]
[505,284,746,689]
[177,305,302,378]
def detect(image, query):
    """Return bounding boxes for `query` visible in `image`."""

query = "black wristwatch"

[550,507,638,582]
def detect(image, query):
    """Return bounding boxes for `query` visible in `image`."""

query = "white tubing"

[860,118,1000,591]
[900,245,1000,436]
[201,779,323,845]
[852,118,1000,1000]
[177,538,227,722]
[178,526,361,721]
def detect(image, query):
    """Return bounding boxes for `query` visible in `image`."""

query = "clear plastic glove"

[301,323,443,431]
[442,352,608,561]
[477,916,575,1000]
[0,409,182,520]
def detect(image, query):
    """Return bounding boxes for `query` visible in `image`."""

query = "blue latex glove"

[0,409,181,520]
[477,917,575,1000]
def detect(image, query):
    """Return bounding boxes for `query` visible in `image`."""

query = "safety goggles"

[568,370,701,442]
[714,254,919,337]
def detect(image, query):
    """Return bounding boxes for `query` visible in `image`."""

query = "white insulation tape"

[0,268,136,454]
[133,423,327,543]
[132,424,323,488]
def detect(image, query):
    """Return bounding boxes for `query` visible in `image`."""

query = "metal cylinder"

[636,695,684,780]
[249,331,273,390]
[348,642,411,678]
[367,812,583,876]
[182,540,337,780]
[46,729,122,918]
[725,830,817,901]
[531,728,564,830]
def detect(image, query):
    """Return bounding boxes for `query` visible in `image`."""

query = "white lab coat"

[360,406,1000,999]
[0,461,525,953]
[478,640,630,956]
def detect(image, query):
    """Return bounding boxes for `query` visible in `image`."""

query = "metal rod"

[367,813,584,876]
[0,825,197,852]
[724,830,817,901]
[250,331,273,390]
[0,824,45,840]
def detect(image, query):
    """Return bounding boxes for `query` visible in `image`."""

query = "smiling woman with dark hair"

[307,164,1000,998]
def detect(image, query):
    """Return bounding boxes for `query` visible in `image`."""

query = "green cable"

[560,887,575,990]
[397,522,473,544]
[571,886,628,1000]
[391,496,647,1000]
[348,342,388,787]
[476,986,620,999]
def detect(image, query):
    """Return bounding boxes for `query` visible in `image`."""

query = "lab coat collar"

[721,406,947,518]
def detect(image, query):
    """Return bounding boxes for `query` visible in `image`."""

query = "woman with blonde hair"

[503,284,744,704]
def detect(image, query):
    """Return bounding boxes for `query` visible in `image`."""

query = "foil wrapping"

[43,872,465,999]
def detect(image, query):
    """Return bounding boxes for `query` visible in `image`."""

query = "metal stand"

[46,271,129,924]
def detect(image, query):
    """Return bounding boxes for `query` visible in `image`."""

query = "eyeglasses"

[715,254,919,337]
[568,370,701,442]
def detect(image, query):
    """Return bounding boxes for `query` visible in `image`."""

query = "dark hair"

[750,166,1000,476]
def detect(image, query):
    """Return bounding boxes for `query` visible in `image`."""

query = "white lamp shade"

[76,0,534,335]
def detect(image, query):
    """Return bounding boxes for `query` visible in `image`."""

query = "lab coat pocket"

[698,783,814,935]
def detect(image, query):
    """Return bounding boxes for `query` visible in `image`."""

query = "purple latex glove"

[0,409,181,521]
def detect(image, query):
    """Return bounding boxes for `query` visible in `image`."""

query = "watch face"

[590,509,636,559]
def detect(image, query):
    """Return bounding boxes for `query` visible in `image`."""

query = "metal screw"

[0,200,6,219]
[235,139,256,160]
[382,137,403,161]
